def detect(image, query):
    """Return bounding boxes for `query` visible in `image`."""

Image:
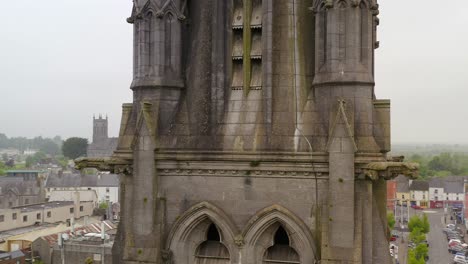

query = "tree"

[387,212,396,230]
[1,153,8,162]
[62,138,88,159]
[39,139,60,156]
[414,243,428,261]
[422,214,430,233]
[0,161,6,176]
[5,158,14,167]
[409,227,426,244]
[99,201,109,209]
[408,215,423,232]
[408,249,425,264]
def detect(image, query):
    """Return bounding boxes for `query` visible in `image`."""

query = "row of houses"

[0,170,120,210]
[388,176,467,209]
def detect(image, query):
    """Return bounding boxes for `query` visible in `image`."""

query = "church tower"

[77,1,418,263]
[92,115,108,143]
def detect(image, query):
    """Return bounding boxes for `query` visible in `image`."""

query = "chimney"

[58,233,62,247]
[101,222,105,241]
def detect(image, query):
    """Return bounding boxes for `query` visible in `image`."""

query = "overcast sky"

[0,1,467,144]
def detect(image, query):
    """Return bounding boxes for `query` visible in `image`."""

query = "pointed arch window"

[195,223,230,263]
[263,226,301,264]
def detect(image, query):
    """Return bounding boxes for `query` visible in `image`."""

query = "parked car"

[449,244,468,255]
[412,205,423,210]
[453,254,468,264]
[389,244,398,254]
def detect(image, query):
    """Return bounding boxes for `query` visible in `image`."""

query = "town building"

[32,220,116,264]
[0,201,94,233]
[45,172,119,204]
[429,177,445,208]
[395,175,410,205]
[0,216,101,253]
[387,179,397,210]
[0,171,46,209]
[48,190,98,206]
[5,170,46,180]
[410,180,429,208]
[444,180,464,207]
[86,116,118,158]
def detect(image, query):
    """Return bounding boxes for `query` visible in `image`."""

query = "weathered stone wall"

[109,0,393,263]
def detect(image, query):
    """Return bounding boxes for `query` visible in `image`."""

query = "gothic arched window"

[263,226,300,264]
[195,223,230,263]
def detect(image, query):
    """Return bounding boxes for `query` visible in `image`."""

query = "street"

[392,208,456,264]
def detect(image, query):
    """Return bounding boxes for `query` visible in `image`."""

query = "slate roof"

[45,173,119,188]
[395,175,410,193]
[0,177,41,196]
[428,178,445,188]
[87,138,118,158]
[12,201,75,213]
[445,181,464,194]
[409,180,429,191]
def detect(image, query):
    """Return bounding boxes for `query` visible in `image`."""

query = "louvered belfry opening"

[195,223,231,264]
[263,226,301,264]
[231,0,263,92]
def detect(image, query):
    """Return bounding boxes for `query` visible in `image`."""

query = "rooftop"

[445,181,464,194]
[395,175,410,193]
[428,177,445,188]
[39,220,117,246]
[409,180,429,191]
[12,201,75,213]
[45,172,119,188]
[7,170,42,174]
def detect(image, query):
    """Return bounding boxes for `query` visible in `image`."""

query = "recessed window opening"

[274,226,290,245]
[207,223,221,242]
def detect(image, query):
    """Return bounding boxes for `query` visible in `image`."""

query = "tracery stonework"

[76,0,418,263]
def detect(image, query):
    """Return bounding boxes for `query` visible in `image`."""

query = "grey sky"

[0,1,467,144]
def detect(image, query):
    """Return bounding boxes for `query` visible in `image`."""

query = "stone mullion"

[243,0,252,95]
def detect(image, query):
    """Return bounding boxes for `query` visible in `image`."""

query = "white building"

[49,190,98,207]
[45,172,119,204]
[409,180,429,207]
[429,178,445,201]
[445,181,464,203]
[0,200,94,232]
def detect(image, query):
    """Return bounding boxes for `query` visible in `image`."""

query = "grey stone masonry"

[75,1,419,263]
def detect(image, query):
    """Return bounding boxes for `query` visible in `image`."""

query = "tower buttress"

[128,0,186,89]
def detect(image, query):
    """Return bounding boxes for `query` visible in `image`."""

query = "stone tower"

[92,115,109,143]
[88,115,119,157]
[77,0,417,263]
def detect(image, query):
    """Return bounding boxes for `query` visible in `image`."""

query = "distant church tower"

[87,115,118,158]
[92,115,109,143]
[77,1,418,263]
